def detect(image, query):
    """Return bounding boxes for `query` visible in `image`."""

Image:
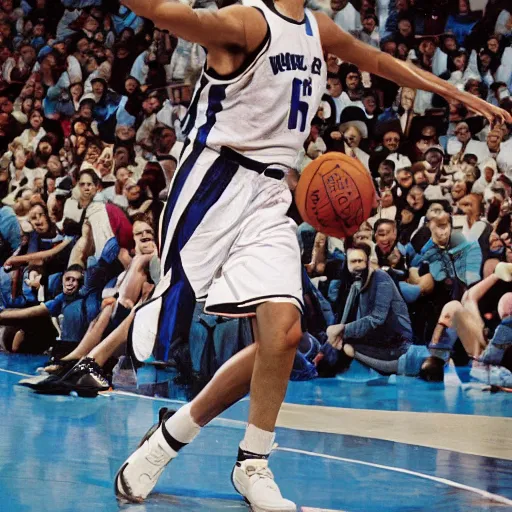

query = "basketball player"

[115,0,511,509]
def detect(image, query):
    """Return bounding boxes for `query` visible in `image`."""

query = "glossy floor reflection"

[1,354,512,512]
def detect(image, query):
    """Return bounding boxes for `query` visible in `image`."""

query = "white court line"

[276,447,512,507]
[0,367,31,377]
[3,366,512,506]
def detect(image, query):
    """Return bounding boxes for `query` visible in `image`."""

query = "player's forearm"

[373,53,462,103]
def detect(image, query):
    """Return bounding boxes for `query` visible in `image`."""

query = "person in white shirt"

[381,126,412,173]
[447,121,490,165]
[13,110,46,153]
[330,0,362,34]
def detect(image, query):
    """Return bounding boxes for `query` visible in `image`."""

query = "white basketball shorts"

[130,143,303,362]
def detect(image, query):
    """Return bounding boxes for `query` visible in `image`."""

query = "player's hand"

[326,323,344,350]
[458,94,512,126]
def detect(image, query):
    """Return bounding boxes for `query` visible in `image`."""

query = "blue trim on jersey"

[197,84,228,146]
[305,14,313,36]
[182,76,208,136]
[155,156,239,362]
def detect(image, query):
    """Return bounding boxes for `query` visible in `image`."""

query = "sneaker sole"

[34,381,109,398]
[114,462,144,504]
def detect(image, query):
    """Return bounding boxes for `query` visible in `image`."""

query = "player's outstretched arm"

[314,12,512,125]
[121,0,264,51]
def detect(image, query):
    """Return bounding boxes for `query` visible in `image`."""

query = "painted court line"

[0,367,31,377]
[277,447,512,507]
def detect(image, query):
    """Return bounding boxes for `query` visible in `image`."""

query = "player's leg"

[246,302,301,431]
[230,302,302,512]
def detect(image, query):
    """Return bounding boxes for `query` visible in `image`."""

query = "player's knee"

[283,319,302,351]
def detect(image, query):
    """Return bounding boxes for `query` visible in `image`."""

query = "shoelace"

[245,464,279,491]
[74,359,109,386]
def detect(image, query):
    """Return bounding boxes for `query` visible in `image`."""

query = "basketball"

[295,152,376,239]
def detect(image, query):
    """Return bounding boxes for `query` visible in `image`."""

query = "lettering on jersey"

[269,53,308,75]
[311,57,322,76]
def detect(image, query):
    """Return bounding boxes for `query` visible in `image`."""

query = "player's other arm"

[314,12,512,125]
[121,0,266,51]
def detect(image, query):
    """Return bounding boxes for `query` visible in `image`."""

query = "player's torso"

[182,0,326,167]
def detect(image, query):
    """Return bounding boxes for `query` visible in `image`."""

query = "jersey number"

[288,77,313,133]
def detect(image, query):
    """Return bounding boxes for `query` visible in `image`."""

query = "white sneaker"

[231,458,296,512]
[115,424,177,502]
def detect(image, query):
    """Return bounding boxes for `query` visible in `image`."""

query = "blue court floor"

[1,353,512,512]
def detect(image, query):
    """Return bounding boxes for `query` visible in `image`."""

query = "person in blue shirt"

[0,265,83,352]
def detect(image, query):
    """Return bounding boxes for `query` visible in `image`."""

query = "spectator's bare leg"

[89,311,135,366]
[305,233,327,276]
[11,330,24,353]
[431,300,464,344]
[452,310,487,358]
[58,304,115,362]
[117,253,154,309]
[68,221,95,268]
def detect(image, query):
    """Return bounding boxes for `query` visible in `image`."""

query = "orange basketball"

[295,152,376,239]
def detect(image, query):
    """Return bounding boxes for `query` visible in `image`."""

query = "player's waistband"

[219,146,288,181]
[183,139,289,181]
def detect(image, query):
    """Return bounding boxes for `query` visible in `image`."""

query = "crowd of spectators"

[0,0,511,396]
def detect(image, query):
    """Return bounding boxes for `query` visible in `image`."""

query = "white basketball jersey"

[181,0,326,167]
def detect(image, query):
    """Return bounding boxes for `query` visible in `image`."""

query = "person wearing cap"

[325,106,371,170]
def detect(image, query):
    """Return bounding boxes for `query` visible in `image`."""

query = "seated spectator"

[0,265,84,353]
[428,264,512,386]
[317,243,439,380]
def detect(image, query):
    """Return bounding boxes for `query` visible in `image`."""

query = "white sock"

[240,424,276,456]
[164,403,201,444]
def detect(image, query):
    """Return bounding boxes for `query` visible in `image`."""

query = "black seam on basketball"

[319,159,365,233]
